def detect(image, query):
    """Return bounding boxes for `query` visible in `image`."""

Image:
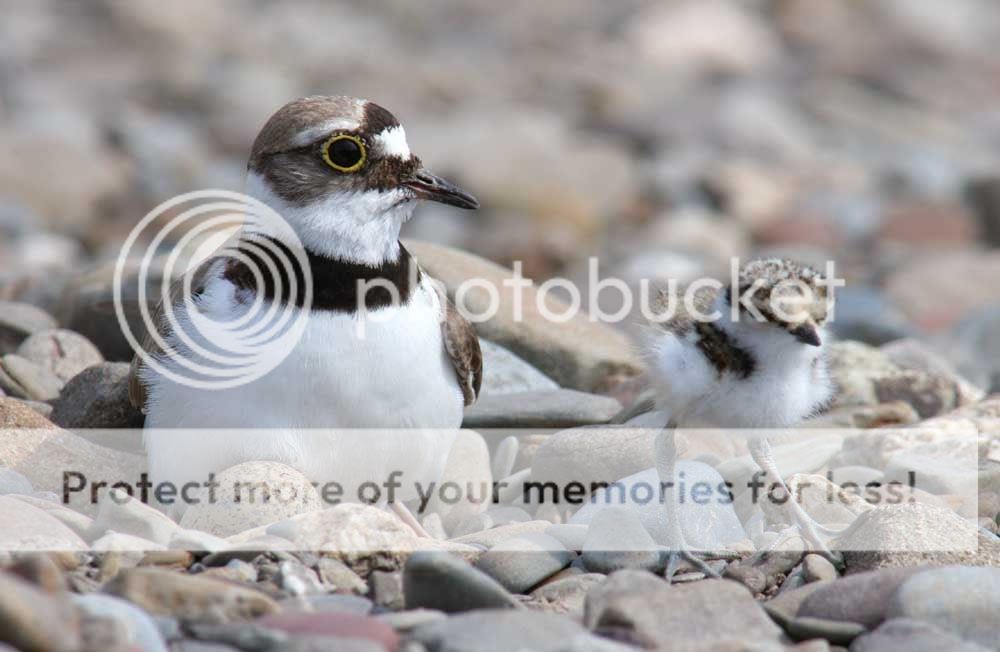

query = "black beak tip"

[792,325,822,347]
[406,169,480,211]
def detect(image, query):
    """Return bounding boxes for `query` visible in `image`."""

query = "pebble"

[180,461,323,537]
[529,426,656,497]
[370,570,404,610]
[409,609,591,652]
[0,494,87,550]
[589,578,784,650]
[0,354,63,400]
[404,237,640,395]
[316,557,368,594]
[474,532,572,593]
[15,328,103,382]
[277,560,325,596]
[851,617,991,652]
[452,506,533,538]
[802,554,838,583]
[422,431,492,524]
[544,524,589,551]
[103,567,280,624]
[885,566,1000,649]
[88,487,180,546]
[0,403,147,505]
[0,570,80,652]
[570,463,746,551]
[797,566,928,629]
[450,520,552,548]
[375,608,447,632]
[491,435,519,480]
[479,340,559,396]
[580,508,662,574]
[403,551,521,612]
[462,389,622,428]
[836,503,1000,572]
[784,615,866,646]
[0,468,32,495]
[287,594,374,616]
[168,529,230,552]
[73,593,168,652]
[528,573,605,616]
[255,612,399,651]
[49,362,145,429]
[724,551,803,595]
[0,301,58,354]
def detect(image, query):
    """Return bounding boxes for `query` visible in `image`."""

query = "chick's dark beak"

[404,168,479,209]
[790,323,822,347]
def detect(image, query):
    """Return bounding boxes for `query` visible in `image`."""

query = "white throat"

[244,171,415,265]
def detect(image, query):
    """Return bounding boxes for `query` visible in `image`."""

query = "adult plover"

[129,96,482,523]
[642,258,836,576]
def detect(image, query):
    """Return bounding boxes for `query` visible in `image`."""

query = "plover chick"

[129,96,482,527]
[641,258,836,578]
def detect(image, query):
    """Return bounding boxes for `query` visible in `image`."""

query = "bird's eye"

[321,134,366,173]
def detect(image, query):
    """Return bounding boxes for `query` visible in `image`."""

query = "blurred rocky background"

[2,0,1000,393]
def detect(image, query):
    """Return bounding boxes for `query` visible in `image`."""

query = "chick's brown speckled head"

[730,258,831,346]
[248,95,478,210]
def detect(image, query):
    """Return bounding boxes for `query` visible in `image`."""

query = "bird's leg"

[656,426,723,582]
[391,501,432,538]
[747,437,842,566]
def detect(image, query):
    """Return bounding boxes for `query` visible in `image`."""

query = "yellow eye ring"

[321,134,366,173]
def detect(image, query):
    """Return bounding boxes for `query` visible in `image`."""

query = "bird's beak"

[790,323,822,347]
[404,168,479,209]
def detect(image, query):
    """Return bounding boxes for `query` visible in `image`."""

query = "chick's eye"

[322,134,366,172]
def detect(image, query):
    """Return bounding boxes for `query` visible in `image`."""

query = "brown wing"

[127,257,221,412]
[442,297,482,406]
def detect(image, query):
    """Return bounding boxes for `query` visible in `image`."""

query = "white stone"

[179,461,323,538]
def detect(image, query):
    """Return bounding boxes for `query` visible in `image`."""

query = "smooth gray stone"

[0,467,33,495]
[798,566,929,629]
[474,532,572,593]
[370,570,404,610]
[282,594,373,616]
[580,508,663,574]
[589,577,783,650]
[1,354,63,400]
[885,566,1000,649]
[785,615,865,646]
[0,301,58,354]
[49,362,145,430]
[410,610,589,652]
[375,608,447,632]
[583,569,668,630]
[452,506,533,538]
[479,340,559,397]
[462,389,621,428]
[16,328,103,382]
[851,617,991,652]
[571,462,746,551]
[529,573,605,617]
[403,551,521,613]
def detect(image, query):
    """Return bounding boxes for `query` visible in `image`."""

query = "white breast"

[142,275,462,504]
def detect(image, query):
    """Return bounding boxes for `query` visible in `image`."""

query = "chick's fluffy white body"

[646,297,833,429]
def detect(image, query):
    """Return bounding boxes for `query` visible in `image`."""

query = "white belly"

[142,279,462,501]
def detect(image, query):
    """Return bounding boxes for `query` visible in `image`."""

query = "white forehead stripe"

[374,126,411,160]
[291,118,362,148]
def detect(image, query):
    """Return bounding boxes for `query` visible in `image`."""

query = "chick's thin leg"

[656,425,723,581]
[747,437,843,565]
